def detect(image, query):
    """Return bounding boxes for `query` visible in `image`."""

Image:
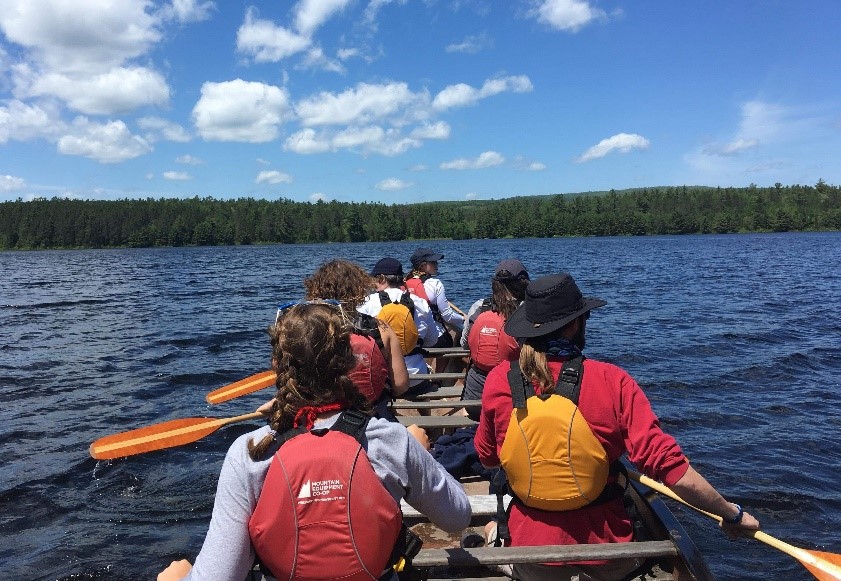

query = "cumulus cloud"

[256,157,271,165]
[441,150,505,170]
[528,0,606,33]
[410,121,450,140]
[0,99,64,143]
[465,192,479,200]
[192,79,292,142]
[296,82,421,126]
[137,117,191,142]
[163,171,191,180]
[310,192,328,202]
[176,154,203,165]
[284,128,331,154]
[0,174,26,191]
[294,0,352,37]
[576,133,650,162]
[236,8,310,62]
[526,161,546,170]
[57,117,153,163]
[703,138,760,157]
[376,178,412,191]
[24,67,169,115]
[409,164,427,172]
[256,170,293,185]
[433,76,532,110]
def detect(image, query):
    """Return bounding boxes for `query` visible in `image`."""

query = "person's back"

[474,273,759,581]
[158,303,470,581]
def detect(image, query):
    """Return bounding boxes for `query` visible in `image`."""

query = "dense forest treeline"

[1,181,840,250]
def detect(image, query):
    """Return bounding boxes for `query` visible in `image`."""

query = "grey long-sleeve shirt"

[183,414,471,581]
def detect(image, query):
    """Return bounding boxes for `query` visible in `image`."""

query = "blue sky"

[1,0,840,204]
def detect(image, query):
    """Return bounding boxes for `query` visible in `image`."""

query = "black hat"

[494,258,528,280]
[410,247,444,267]
[504,273,606,339]
[371,257,404,277]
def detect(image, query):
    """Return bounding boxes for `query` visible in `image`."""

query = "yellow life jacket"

[376,290,420,356]
[499,356,610,511]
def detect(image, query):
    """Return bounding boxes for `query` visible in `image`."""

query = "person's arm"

[403,430,471,532]
[411,296,437,347]
[163,438,263,581]
[669,465,760,538]
[460,299,483,348]
[474,366,508,469]
[379,322,409,396]
[426,279,464,328]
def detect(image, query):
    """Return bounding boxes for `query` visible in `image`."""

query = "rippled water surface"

[1,233,840,580]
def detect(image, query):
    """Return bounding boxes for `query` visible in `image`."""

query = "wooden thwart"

[402,494,508,521]
[409,372,466,381]
[396,415,477,429]
[391,399,480,409]
[411,541,678,568]
[403,386,464,400]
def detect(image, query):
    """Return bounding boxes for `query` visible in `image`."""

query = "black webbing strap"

[378,290,392,307]
[327,409,370,442]
[507,355,585,409]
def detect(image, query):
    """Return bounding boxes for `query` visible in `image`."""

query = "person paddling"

[158,302,470,581]
[405,247,463,374]
[474,273,760,581]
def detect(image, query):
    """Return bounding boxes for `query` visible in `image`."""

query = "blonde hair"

[248,303,371,459]
[518,343,556,392]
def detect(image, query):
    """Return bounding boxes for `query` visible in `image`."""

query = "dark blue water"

[1,233,840,580]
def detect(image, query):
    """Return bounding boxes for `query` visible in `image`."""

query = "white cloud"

[236,7,310,62]
[284,128,331,154]
[410,121,450,140]
[256,170,293,185]
[164,0,215,23]
[295,82,421,126]
[465,192,479,200]
[529,0,606,33]
[145,173,154,180]
[57,117,153,163]
[256,157,271,165]
[337,47,360,60]
[310,192,328,202]
[376,178,412,191]
[137,117,191,142]
[445,34,491,54]
[703,138,760,157]
[0,174,26,191]
[295,0,352,37]
[0,99,64,143]
[576,133,650,162]
[163,171,191,180]
[409,164,427,172]
[176,154,203,165]
[441,150,505,170]
[0,0,161,74]
[526,161,546,171]
[192,79,292,142]
[24,67,169,115]
[299,47,345,73]
[433,75,532,110]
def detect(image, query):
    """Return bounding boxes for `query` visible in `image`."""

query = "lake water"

[1,233,840,580]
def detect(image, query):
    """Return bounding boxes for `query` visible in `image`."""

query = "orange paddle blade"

[801,550,841,581]
[89,412,263,460]
[206,370,277,404]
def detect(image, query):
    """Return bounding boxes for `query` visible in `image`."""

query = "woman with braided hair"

[158,303,470,581]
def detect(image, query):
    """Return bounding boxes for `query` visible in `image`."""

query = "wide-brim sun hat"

[504,273,606,339]
[410,247,444,266]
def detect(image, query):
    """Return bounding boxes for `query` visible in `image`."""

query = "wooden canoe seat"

[402,494,508,523]
[391,399,480,409]
[399,385,464,400]
[396,415,477,429]
[408,372,466,382]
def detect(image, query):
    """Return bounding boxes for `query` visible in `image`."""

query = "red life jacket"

[348,314,389,403]
[467,307,520,373]
[249,410,403,580]
[404,276,430,302]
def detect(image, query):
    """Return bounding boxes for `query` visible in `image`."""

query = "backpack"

[377,290,420,356]
[498,356,610,512]
[467,302,519,372]
[249,410,418,580]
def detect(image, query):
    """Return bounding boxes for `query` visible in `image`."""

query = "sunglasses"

[275,299,343,324]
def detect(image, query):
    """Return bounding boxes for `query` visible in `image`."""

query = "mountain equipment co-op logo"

[297,479,345,504]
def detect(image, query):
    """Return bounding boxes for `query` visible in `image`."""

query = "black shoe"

[460,530,485,548]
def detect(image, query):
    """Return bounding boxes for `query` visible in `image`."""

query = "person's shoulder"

[365,416,410,448]
[227,425,276,466]
[583,358,636,384]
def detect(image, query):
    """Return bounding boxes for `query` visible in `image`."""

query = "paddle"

[628,471,841,580]
[89,412,264,460]
[448,302,467,318]
[206,370,277,404]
